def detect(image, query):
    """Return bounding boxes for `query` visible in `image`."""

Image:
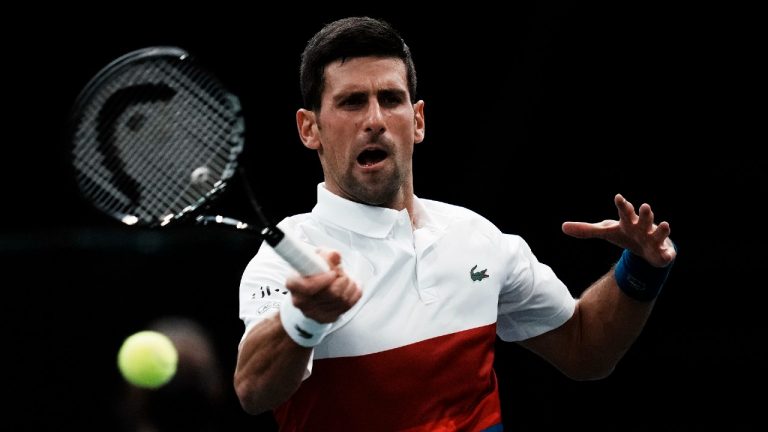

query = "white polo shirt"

[239,183,576,431]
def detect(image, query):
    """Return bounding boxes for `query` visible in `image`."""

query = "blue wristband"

[614,248,675,301]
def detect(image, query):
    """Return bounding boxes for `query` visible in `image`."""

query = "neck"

[323,177,415,216]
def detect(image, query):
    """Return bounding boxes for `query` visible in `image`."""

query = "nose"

[363,100,385,135]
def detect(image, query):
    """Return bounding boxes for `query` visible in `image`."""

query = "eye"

[379,91,404,107]
[339,94,366,108]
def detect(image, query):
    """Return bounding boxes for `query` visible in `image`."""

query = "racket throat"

[237,166,273,229]
[195,215,260,233]
[260,226,284,247]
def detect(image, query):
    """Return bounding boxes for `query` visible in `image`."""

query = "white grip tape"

[280,293,332,347]
[272,230,329,276]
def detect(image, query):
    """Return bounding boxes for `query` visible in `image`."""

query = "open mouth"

[356,148,388,167]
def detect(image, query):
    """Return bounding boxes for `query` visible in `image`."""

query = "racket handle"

[261,226,330,276]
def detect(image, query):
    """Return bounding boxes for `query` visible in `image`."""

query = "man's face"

[306,56,425,208]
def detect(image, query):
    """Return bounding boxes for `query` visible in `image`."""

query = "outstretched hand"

[562,194,676,267]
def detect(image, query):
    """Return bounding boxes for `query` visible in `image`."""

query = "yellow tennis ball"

[117,330,178,389]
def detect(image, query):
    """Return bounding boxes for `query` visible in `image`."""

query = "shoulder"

[241,213,314,281]
[276,212,313,232]
[420,198,502,236]
[419,198,534,255]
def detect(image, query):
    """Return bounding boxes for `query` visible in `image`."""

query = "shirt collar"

[312,183,422,238]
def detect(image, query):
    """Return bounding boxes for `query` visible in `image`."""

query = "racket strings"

[136,62,239,217]
[76,66,188,213]
[145,67,237,220]
[73,54,243,225]
[110,64,213,207]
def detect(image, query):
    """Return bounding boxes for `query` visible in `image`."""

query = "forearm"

[573,269,656,376]
[234,314,312,414]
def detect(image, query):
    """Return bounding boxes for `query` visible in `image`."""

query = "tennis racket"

[70,46,327,276]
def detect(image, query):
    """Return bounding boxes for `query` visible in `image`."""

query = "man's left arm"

[519,194,677,380]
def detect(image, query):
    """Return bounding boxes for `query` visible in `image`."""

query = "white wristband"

[280,294,332,347]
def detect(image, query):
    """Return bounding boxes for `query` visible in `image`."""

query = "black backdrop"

[5,4,764,430]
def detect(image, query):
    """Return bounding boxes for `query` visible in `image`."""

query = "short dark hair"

[300,16,418,111]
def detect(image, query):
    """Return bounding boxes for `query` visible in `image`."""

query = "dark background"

[5,4,764,430]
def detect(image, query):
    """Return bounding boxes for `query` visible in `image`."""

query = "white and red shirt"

[239,183,576,431]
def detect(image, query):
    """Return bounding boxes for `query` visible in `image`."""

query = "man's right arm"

[234,250,361,414]
[234,315,312,415]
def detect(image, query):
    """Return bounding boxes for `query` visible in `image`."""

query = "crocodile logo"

[470,265,489,282]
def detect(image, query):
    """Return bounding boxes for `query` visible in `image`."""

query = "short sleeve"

[496,234,576,342]
[238,239,294,347]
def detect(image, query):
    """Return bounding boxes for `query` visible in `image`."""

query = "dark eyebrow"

[332,88,408,105]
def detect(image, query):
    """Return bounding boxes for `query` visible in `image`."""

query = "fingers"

[614,194,638,224]
[617,194,658,234]
[562,219,618,239]
[637,203,654,233]
[563,221,602,239]
[291,272,362,323]
[286,270,338,297]
[652,222,677,265]
[316,248,342,270]
[651,220,671,244]
[322,249,342,269]
[616,194,675,260]
[333,274,362,306]
[561,221,586,238]
[294,273,360,307]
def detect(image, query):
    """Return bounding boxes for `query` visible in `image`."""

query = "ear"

[297,109,321,149]
[413,100,425,144]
